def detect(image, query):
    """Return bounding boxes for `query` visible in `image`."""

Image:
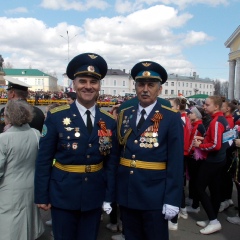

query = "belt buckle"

[130,160,136,168]
[85,165,91,172]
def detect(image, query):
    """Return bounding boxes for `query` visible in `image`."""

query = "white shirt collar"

[75,100,96,118]
[138,101,157,117]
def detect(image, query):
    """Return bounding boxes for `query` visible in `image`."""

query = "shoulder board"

[50,104,70,114]
[161,105,177,113]
[120,106,134,113]
[100,109,115,119]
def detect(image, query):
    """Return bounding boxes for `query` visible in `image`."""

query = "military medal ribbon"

[151,112,163,132]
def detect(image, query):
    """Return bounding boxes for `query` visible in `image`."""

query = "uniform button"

[87,155,90,159]
[67,136,70,139]
[132,155,135,159]
[134,140,138,144]
[89,143,92,147]
[85,177,88,181]
[130,171,134,174]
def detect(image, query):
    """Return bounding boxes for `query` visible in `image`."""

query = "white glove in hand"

[102,202,112,214]
[162,204,179,220]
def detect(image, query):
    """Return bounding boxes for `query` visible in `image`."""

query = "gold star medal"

[63,117,71,126]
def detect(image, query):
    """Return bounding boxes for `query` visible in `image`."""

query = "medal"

[154,142,159,147]
[65,127,74,131]
[153,132,157,137]
[63,117,71,126]
[72,143,78,150]
[74,127,80,137]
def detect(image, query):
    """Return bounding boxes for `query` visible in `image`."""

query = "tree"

[220,81,228,98]
[214,79,221,95]
[3,62,13,69]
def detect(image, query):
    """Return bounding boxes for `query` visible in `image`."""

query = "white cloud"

[0,4,212,78]
[183,31,214,45]
[5,7,28,14]
[40,0,110,11]
[115,0,229,13]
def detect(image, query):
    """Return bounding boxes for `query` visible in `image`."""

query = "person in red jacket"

[193,96,230,235]
[186,106,206,214]
[168,97,191,230]
[219,99,235,212]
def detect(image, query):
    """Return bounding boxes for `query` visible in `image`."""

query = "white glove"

[162,204,179,220]
[102,202,112,214]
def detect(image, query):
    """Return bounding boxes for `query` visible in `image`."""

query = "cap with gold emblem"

[131,61,168,84]
[66,53,108,80]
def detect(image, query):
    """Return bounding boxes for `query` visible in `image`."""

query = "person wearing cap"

[34,53,119,240]
[65,91,76,104]
[116,61,184,240]
[0,77,45,133]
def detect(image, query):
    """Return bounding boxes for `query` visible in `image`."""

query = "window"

[113,90,116,95]
[190,83,192,88]
[165,82,168,86]
[171,82,174,86]
[114,80,116,86]
[171,90,174,95]
[123,81,125,86]
[195,84,197,87]
[189,91,192,95]
[165,90,168,95]
[210,85,212,89]
[101,80,104,86]
[178,82,180,86]
[100,90,104,94]
[186,90,188,95]
[182,90,184,94]
[178,90,180,94]
[182,82,184,87]
[186,83,188,87]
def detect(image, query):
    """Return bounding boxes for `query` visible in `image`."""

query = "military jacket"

[116,101,184,210]
[34,103,118,211]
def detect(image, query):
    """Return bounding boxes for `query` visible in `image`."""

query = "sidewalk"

[37,185,239,240]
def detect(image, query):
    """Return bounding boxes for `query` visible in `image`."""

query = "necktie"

[86,110,93,134]
[137,109,146,130]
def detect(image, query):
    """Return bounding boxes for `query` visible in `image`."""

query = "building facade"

[62,68,214,98]
[3,69,58,91]
[225,25,240,100]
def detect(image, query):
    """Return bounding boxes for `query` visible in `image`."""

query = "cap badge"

[88,54,98,59]
[142,62,151,67]
[87,66,95,72]
[142,71,151,77]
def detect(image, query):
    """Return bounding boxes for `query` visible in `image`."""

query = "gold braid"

[117,109,133,147]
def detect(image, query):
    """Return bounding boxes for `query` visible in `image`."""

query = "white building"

[4,68,58,91]
[62,69,214,98]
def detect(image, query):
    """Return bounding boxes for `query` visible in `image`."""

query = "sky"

[0,0,240,84]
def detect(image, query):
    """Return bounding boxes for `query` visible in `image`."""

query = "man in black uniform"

[0,77,45,133]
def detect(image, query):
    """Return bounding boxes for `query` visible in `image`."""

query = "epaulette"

[50,104,70,114]
[100,109,115,119]
[120,106,134,113]
[161,105,177,113]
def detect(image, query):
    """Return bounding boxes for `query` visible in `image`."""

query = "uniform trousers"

[120,206,168,240]
[51,206,102,240]
[196,161,225,221]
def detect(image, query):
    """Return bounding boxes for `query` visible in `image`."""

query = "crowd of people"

[0,52,240,240]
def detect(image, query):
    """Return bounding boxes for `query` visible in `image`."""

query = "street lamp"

[60,30,78,63]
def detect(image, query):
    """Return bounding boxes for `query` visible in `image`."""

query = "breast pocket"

[57,132,81,153]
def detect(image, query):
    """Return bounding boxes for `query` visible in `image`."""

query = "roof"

[168,74,214,83]
[225,25,240,48]
[106,69,129,76]
[3,68,51,77]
